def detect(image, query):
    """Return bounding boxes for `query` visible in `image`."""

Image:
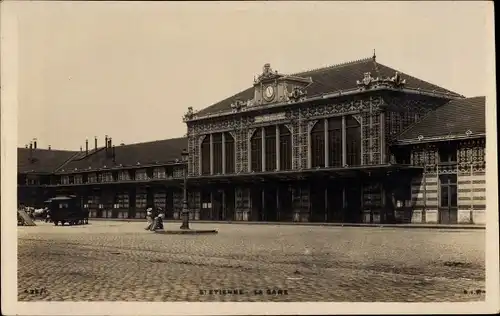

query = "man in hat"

[150,207,165,231]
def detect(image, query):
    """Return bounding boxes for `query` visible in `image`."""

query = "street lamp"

[180,149,190,230]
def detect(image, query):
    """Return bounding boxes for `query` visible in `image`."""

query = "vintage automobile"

[45,196,89,226]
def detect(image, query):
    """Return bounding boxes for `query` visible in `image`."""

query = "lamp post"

[180,149,190,230]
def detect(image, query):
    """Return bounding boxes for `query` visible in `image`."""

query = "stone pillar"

[276,125,280,171]
[209,134,214,175]
[302,184,310,222]
[222,132,226,174]
[261,127,266,172]
[342,116,347,166]
[380,112,386,164]
[247,134,252,173]
[243,188,250,221]
[307,127,312,169]
[198,136,203,175]
[324,118,329,168]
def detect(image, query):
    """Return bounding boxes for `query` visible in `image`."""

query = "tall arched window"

[213,133,223,174]
[346,116,361,166]
[279,125,292,170]
[250,129,262,172]
[311,121,325,168]
[328,117,343,167]
[201,136,211,175]
[265,126,276,171]
[224,132,235,174]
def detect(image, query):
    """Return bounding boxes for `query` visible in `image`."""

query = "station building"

[17,55,487,224]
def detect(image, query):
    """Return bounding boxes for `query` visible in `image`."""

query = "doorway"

[278,185,293,221]
[251,187,263,221]
[327,182,344,222]
[224,188,235,221]
[344,182,362,223]
[439,174,458,224]
[212,190,223,221]
[310,182,326,222]
[263,186,278,221]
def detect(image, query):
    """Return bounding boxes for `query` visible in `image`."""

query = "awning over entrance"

[187,164,423,185]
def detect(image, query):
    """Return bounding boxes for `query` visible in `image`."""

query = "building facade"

[17,56,487,224]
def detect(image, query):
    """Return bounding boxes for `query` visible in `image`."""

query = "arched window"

[279,125,292,170]
[346,116,361,166]
[250,129,262,172]
[201,136,210,175]
[265,126,276,171]
[213,133,223,174]
[311,121,325,168]
[224,132,235,174]
[328,117,343,167]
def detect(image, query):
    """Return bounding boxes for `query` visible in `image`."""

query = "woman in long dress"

[145,208,153,230]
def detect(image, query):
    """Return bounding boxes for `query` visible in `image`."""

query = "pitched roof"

[196,57,463,116]
[397,96,485,141]
[60,137,187,172]
[18,148,77,174]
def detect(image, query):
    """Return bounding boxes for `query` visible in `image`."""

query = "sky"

[7,1,494,150]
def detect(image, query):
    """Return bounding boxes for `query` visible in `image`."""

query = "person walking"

[145,208,153,230]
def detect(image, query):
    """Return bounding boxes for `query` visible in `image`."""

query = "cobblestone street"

[18,221,486,302]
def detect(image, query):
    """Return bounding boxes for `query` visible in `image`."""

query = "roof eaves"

[395,133,486,145]
[187,86,459,123]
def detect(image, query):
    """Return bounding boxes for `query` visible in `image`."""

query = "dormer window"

[439,142,457,163]
[102,172,114,182]
[74,175,83,184]
[61,176,70,185]
[153,167,166,179]
[87,173,97,183]
[135,169,147,181]
[118,170,130,181]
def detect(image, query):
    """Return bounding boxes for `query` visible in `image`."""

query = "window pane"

[450,185,457,207]
[311,122,325,168]
[440,186,449,207]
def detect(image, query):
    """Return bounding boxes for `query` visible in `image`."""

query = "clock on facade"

[263,85,275,101]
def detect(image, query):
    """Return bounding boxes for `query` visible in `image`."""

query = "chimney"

[108,137,112,148]
[48,145,51,150]
[33,138,37,149]
[105,135,109,156]
[85,138,89,155]
[112,144,116,162]
[94,136,98,150]
[25,144,28,149]
[29,142,33,160]
[80,146,83,152]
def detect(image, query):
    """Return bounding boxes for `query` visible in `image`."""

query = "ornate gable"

[250,63,313,107]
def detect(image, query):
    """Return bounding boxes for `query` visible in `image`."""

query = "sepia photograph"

[1,1,498,315]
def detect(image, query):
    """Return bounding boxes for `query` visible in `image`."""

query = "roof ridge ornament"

[230,98,248,112]
[356,71,406,90]
[288,86,307,103]
[255,63,282,83]
[183,107,196,122]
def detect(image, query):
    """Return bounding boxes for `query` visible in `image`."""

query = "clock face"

[264,85,275,100]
